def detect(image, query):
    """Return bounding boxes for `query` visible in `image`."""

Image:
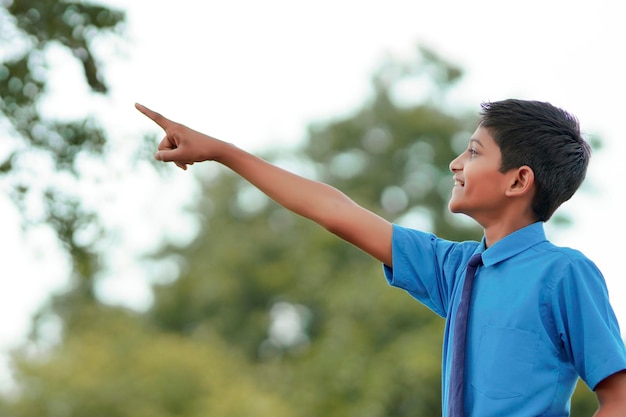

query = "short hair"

[479,99,591,222]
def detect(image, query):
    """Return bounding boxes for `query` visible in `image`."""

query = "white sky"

[1,0,625,389]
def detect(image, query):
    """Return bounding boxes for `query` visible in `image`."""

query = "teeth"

[454,180,463,187]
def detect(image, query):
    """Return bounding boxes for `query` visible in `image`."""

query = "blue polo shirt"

[383,222,626,417]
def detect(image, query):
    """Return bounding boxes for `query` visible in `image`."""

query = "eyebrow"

[469,138,483,147]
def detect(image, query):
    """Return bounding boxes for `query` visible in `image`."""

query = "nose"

[449,152,463,173]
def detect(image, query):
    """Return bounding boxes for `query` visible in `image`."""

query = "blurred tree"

[0,0,124,331]
[4,306,296,417]
[0,2,297,416]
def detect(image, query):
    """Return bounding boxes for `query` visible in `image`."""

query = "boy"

[135,99,626,416]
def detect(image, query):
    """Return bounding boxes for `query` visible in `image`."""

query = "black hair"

[479,99,591,222]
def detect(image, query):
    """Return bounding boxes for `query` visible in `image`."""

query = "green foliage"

[1,0,121,166]
[6,0,123,93]
[6,306,295,417]
[0,0,124,329]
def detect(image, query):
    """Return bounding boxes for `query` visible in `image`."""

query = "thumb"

[154,149,180,162]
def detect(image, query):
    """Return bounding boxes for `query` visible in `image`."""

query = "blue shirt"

[383,222,626,417]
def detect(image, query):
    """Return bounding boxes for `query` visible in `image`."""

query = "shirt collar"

[478,222,547,267]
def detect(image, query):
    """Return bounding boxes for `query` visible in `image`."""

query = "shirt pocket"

[472,325,539,399]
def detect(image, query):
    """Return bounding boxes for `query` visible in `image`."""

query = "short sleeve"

[382,224,478,318]
[551,256,626,389]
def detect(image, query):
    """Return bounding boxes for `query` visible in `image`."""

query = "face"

[448,126,514,224]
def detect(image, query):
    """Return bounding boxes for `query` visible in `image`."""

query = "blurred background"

[1,0,624,416]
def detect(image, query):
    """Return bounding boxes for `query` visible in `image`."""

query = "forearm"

[215,141,393,264]
[216,142,345,224]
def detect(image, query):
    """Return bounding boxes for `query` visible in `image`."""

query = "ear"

[505,165,535,197]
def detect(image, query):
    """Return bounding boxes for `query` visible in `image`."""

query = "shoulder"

[531,240,602,278]
[536,241,614,324]
[523,241,609,310]
[391,224,480,267]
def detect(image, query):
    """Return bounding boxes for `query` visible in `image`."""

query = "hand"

[135,103,221,170]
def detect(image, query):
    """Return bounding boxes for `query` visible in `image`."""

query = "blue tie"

[448,252,483,417]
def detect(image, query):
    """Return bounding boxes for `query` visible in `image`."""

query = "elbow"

[316,195,357,235]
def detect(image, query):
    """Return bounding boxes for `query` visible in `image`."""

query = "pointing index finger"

[135,103,171,130]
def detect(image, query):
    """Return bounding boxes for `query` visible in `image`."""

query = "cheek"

[472,170,510,197]
[465,169,501,195]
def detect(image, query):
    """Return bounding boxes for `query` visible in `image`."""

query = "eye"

[468,147,478,158]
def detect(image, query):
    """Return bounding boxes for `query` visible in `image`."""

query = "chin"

[448,200,461,214]
[448,202,472,219]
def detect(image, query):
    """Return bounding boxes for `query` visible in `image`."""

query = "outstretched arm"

[135,103,393,266]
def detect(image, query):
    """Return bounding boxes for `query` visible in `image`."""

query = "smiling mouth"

[454,178,464,187]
